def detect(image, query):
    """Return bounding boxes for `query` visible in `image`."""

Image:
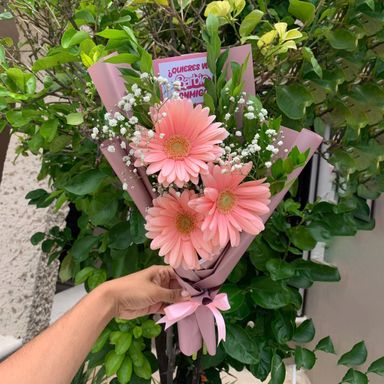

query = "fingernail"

[181,290,190,298]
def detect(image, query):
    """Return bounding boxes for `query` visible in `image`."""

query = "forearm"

[0,284,115,384]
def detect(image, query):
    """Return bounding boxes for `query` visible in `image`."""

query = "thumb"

[156,287,191,304]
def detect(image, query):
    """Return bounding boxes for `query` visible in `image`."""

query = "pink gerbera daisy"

[132,98,228,187]
[188,162,271,248]
[145,189,215,270]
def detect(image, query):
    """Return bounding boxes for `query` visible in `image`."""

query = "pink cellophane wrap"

[89,52,322,356]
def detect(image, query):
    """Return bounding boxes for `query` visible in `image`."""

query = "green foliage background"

[0,0,384,383]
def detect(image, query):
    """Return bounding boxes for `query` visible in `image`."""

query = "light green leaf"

[288,0,315,24]
[115,332,133,355]
[74,267,95,285]
[0,11,13,20]
[239,10,264,37]
[117,356,133,384]
[88,269,107,289]
[302,47,323,78]
[66,112,83,125]
[326,29,357,51]
[32,52,78,71]
[104,53,139,64]
[105,350,125,376]
[61,29,89,48]
[97,29,128,39]
[59,254,74,282]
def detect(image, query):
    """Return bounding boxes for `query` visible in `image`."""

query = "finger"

[147,265,176,280]
[156,287,191,304]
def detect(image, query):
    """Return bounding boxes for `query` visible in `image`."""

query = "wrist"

[93,281,118,321]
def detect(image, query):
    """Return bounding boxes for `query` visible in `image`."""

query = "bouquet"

[89,33,322,356]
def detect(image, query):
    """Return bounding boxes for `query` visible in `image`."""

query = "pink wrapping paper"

[89,49,322,356]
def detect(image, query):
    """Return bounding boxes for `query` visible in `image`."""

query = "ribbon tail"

[208,306,227,345]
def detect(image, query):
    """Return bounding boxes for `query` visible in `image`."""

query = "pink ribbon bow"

[158,293,230,355]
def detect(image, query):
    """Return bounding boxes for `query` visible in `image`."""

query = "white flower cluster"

[244,100,268,122]
[118,83,152,113]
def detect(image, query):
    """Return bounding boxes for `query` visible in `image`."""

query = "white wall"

[306,196,384,383]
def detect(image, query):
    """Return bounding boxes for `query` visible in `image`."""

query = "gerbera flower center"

[176,212,196,234]
[217,190,236,213]
[164,135,190,159]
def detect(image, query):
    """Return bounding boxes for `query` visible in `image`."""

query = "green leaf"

[40,119,59,142]
[31,232,45,245]
[130,208,146,244]
[32,52,78,71]
[315,336,336,354]
[341,369,368,384]
[70,235,98,262]
[49,135,72,153]
[292,259,341,282]
[109,222,132,249]
[61,29,89,48]
[276,84,313,120]
[0,11,13,20]
[325,29,357,51]
[288,226,316,251]
[92,328,111,353]
[269,354,286,384]
[239,10,264,37]
[66,112,84,125]
[133,358,152,379]
[88,269,107,289]
[59,254,74,282]
[295,347,316,370]
[302,47,323,78]
[367,356,384,376]
[293,319,315,343]
[250,277,292,309]
[74,267,95,285]
[249,347,272,381]
[115,332,133,355]
[89,193,118,226]
[97,29,128,39]
[272,310,294,344]
[141,320,161,339]
[221,284,245,313]
[223,324,260,364]
[117,356,133,384]
[266,259,295,281]
[64,170,106,196]
[133,326,142,339]
[288,0,315,24]
[105,350,125,376]
[314,117,326,136]
[338,341,367,367]
[104,53,139,64]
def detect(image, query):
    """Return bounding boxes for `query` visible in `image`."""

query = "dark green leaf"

[338,341,367,367]
[341,369,368,384]
[276,84,313,120]
[326,29,357,51]
[31,232,45,245]
[315,336,336,354]
[250,277,292,309]
[70,235,98,262]
[266,259,295,281]
[64,170,106,196]
[269,354,286,384]
[293,319,315,343]
[109,222,132,249]
[295,347,316,370]
[223,324,260,364]
[367,356,384,376]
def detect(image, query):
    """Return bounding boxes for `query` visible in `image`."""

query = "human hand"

[101,265,191,320]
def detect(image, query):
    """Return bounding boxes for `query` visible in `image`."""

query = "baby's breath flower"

[107,145,116,153]
[265,161,272,168]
